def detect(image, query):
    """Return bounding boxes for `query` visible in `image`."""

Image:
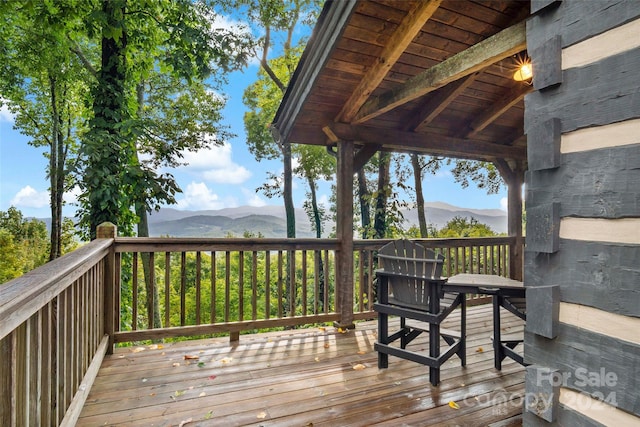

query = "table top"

[446,273,524,291]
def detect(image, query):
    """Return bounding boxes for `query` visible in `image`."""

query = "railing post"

[97,222,117,354]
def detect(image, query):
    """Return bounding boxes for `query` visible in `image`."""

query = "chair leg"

[459,295,466,366]
[378,311,388,369]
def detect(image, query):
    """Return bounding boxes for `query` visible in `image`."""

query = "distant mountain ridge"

[147,203,507,237]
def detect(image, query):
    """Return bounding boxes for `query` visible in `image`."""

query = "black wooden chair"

[492,294,527,369]
[373,239,466,386]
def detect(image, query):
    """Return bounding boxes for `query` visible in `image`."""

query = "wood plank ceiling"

[273,0,532,164]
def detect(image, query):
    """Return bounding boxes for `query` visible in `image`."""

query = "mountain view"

[146,202,507,238]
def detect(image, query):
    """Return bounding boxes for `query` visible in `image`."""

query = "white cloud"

[202,167,251,184]
[175,182,224,210]
[0,99,15,122]
[10,186,49,208]
[500,197,508,211]
[242,188,267,207]
[317,194,330,209]
[181,142,252,184]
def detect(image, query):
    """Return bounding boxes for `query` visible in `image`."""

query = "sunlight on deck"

[78,304,525,426]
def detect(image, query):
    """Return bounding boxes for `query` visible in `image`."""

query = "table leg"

[493,294,503,370]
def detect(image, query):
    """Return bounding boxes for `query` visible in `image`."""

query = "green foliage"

[435,216,499,238]
[121,248,336,336]
[0,207,49,282]
[74,0,255,238]
[0,0,92,257]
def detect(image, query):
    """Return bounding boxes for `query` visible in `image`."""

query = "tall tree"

[76,0,254,239]
[295,144,334,310]
[232,0,321,239]
[0,0,90,258]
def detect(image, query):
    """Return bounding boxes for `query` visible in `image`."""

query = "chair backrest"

[377,239,444,307]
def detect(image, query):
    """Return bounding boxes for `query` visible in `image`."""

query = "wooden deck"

[78,304,525,426]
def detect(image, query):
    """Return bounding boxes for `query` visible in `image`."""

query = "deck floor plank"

[78,304,525,426]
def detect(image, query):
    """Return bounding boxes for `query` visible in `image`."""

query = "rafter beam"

[337,0,442,123]
[326,123,527,161]
[463,84,533,138]
[354,144,381,171]
[408,73,479,132]
[353,20,527,124]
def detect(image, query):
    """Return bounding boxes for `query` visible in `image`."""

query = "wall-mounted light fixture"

[513,54,533,82]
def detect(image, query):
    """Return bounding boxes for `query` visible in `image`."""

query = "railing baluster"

[180,252,187,326]
[324,249,330,313]
[302,250,308,316]
[313,250,320,314]
[238,251,244,322]
[265,251,271,319]
[225,251,231,323]
[164,252,171,328]
[211,251,217,324]
[132,252,138,330]
[252,251,258,321]
[277,251,283,318]
[148,252,156,330]
[196,251,202,325]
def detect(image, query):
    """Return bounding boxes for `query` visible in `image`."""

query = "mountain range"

[146,202,507,238]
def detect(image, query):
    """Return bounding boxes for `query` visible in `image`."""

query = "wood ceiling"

[273,0,532,164]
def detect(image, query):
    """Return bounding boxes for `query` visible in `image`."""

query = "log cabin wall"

[523,0,640,424]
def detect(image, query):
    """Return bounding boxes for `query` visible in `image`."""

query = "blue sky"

[0,13,508,221]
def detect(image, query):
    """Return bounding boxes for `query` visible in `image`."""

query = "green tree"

[0,230,22,284]
[0,0,90,259]
[70,0,253,326]
[234,0,321,239]
[76,0,254,239]
[0,207,49,282]
[436,216,497,238]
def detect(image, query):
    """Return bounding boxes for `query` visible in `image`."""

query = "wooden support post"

[495,161,524,281]
[335,140,355,329]
[507,165,524,281]
[96,222,117,354]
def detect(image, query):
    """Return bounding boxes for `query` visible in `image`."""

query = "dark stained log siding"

[526,146,640,219]
[525,326,640,415]
[524,0,640,424]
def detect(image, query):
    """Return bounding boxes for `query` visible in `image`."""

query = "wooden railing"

[113,235,516,342]
[0,229,517,425]
[0,238,113,427]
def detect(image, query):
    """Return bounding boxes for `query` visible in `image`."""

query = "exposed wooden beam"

[326,123,527,161]
[408,73,479,132]
[353,144,380,171]
[322,125,340,143]
[337,0,442,123]
[463,84,533,138]
[353,20,527,124]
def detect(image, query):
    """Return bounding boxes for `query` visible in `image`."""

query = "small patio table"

[445,274,526,369]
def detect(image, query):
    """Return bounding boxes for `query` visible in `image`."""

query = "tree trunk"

[357,169,371,238]
[87,0,128,238]
[373,152,391,239]
[282,141,295,317]
[48,74,63,260]
[135,205,162,329]
[306,174,325,311]
[411,154,428,238]
[134,82,161,329]
[283,141,295,238]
